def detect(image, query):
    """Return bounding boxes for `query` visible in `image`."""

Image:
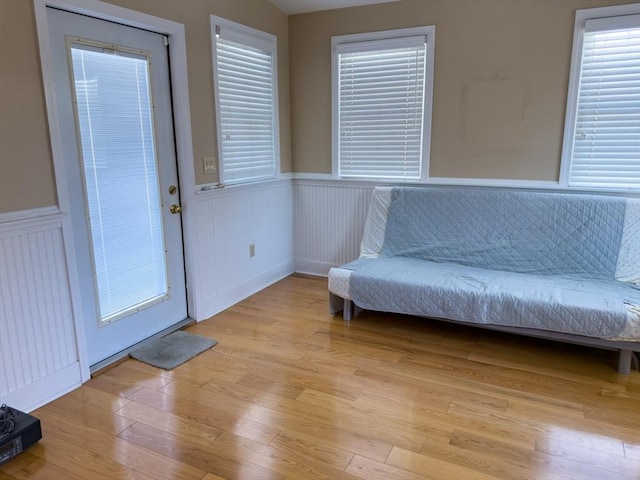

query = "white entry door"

[47,7,187,366]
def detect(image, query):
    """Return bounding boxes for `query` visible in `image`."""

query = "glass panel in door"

[70,43,168,324]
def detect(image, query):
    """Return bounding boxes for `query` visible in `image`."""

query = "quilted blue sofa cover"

[329,187,640,373]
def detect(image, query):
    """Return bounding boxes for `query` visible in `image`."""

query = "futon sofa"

[329,187,640,374]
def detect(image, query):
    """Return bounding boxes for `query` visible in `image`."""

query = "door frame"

[34,0,198,380]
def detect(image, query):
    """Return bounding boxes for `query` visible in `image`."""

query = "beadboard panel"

[293,180,374,276]
[0,214,82,411]
[192,179,295,320]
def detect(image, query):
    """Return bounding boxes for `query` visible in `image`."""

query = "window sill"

[195,174,292,198]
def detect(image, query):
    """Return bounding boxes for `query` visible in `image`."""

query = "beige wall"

[0,0,58,211]
[0,0,290,213]
[289,0,635,181]
[2,0,635,213]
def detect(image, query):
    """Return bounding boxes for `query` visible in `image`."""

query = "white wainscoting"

[293,179,374,276]
[0,213,83,411]
[191,178,295,320]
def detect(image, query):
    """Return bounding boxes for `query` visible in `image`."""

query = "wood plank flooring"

[2,274,639,479]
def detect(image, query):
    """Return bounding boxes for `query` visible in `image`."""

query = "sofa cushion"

[344,256,640,338]
[381,188,626,279]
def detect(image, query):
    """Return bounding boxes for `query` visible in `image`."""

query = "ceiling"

[269,0,401,15]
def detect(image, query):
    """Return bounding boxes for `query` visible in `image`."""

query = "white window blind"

[568,14,640,190]
[337,36,427,180]
[213,22,278,185]
[70,44,168,322]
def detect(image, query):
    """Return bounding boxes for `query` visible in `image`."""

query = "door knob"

[170,204,182,214]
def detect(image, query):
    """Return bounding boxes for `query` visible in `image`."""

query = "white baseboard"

[0,362,82,413]
[197,259,295,320]
[294,260,334,277]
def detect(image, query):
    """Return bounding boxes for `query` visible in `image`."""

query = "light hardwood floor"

[2,275,639,480]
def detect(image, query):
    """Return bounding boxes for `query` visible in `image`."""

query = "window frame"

[210,15,280,186]
[331,26,436,182]
[560,3,640,192]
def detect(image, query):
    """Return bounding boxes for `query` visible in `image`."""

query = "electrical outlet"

[249,243,255,257]
[203,156,216,175]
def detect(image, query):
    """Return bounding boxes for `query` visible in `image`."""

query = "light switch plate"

[203,156,216,175]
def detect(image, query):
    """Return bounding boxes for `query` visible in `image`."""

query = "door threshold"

[89,317,196,376]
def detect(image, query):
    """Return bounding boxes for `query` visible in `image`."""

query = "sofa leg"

[329,292,343,316]
[617,349,632,375]
[344,299,353,321]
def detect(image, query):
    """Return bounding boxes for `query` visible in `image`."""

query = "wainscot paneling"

[293,179,374,276]
[191,178,295,320]
[0,213,83,412]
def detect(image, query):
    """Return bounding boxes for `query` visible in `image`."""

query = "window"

[561,5,640,191]
[211,16,279,185]
[332,26,435,181]
[70,43,168,323]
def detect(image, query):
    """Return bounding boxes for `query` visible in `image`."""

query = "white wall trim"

[0,363,82,413]
[33,0,197,383]
[34,1,90,384]
[426,177,561,190]
[293,173,397,189]
[0,206,61,224]
[292,172,334,181]
[293,173,560,190]
[428,177,638,196]
[1,362,82,412]
[295,259,333,277]
[0,213,64,238]
[292,173,639,197]
[195,175,292,199]
[196,173,293,194]
[200,260,294,318]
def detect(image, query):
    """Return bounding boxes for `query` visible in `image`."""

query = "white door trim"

[33,0,198,379]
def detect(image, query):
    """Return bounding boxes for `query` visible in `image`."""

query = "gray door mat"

[129,330,217,370]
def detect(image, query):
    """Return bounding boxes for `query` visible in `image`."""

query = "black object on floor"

[0,405,42,465]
